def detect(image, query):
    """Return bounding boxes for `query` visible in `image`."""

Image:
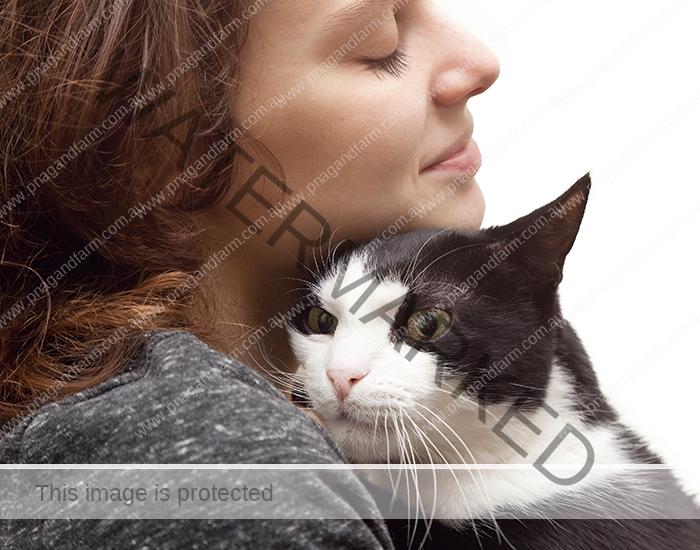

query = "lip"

[420,137,482,176]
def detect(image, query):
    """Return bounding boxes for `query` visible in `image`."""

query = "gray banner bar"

[0,467,697,520]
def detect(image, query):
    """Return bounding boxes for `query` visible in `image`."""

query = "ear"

[485,173,592,286]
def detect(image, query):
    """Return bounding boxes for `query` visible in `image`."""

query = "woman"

[0,0,498,547]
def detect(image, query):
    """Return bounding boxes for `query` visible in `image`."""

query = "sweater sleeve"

[0,330,394,550]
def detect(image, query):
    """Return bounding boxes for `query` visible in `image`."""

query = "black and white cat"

[288,174,700,549]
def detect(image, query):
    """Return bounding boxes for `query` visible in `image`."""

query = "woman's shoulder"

[1,331,395,549]
[1,330,343,464]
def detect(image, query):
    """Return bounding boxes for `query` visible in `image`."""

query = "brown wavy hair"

[0,0,265,421]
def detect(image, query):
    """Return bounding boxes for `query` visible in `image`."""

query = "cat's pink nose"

[327,369,367,401]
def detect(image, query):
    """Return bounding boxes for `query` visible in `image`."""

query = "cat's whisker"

[404,227,454,283]
[393,409,415,528]
[412,279,465,296]
[398,407,426,541]
[407,410,475,499]
[311,234,321,276]
[324,234,351,275]
[384,407,400,498]
[411,403,499,522]
[284,275,312,285]
[281,247,318,278]
[412,242,491,288]
[390,409,412,518]
[239,328,296,392]
[430,387,502,423]
[372,409,381,443]
[264,373,296,389]
[412,403,484,472]
[261,374,297,392]
[312,225,342,274]
[278,287,309,300]
[252,354,297,384]
[403,411,485,546]
[410,405,515,549]
[270,276,312,286]
[248,346,299,392]
[326,225,347,252]
[396,411,418,525]
[312,225,354,279]
[509,382,544,392]
[403,413,440,550]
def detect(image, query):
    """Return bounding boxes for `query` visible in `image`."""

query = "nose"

[429,8,500,106]
[327,369,368,401]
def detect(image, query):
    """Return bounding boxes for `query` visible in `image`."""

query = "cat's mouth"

[332,413,398,437]
[335,407,377,426]
[333,402,404,432]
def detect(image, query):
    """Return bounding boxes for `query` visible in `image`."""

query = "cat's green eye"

[406,310,451,342]
[307,306,338,335]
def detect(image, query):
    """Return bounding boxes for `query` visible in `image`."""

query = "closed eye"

[364,43,410,78]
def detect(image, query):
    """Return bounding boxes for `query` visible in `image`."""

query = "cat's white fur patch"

[291,254,630,522]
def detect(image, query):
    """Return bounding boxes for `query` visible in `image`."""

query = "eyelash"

[366,43,410,79]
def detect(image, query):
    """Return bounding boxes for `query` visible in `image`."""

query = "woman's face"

[211,0,499,271]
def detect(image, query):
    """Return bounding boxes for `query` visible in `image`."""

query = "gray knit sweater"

[0,330,394,549]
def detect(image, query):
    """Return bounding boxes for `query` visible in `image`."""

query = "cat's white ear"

[485,173,592,286]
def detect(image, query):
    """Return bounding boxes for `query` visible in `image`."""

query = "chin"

[417,176,485,232]
[460,176,486,229]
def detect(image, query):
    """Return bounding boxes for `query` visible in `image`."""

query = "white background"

[436,0,700,500]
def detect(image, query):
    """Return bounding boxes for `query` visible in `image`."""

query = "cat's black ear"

[485,173,592,286]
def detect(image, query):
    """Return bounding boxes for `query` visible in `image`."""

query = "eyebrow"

[322,0,388,34]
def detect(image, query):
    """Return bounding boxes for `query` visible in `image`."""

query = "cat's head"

[288,174,596,463]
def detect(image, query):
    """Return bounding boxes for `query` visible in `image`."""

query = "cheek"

[411,178,486,232]
[262,73,422,163]
[289,333,332,395]
[354,350,440,407]
[244,80,425,237]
